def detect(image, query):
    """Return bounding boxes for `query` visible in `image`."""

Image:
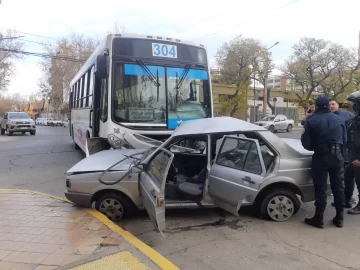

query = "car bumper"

[9,125,36,132]
[64,191,92,207]
[299,183,332,203]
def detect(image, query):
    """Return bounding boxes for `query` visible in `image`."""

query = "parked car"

[0,112,36,136]
[254,114,294,133]
[52,119,63,126]
[64,117,324,234]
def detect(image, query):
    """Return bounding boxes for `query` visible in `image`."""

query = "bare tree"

[319,47,359,99]
[0,30,24,92]
[216,35,272,119]
[281,37,352,110]
[38,32,99,113]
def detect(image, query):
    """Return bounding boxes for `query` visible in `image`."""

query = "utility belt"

[314,143,343,156]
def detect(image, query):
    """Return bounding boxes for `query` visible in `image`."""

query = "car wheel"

[286,124,293,132]
[0,128,4,135]
[259,188,300,222]
[268,125,275,133]
[95,193,135,222]
[30,130,36,136]
[8,131,13,136]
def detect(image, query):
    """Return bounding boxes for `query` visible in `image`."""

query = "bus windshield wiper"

[136,60,160,87]
[175,64,191,90]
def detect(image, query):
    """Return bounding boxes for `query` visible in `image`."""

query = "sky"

[0,0,360,99]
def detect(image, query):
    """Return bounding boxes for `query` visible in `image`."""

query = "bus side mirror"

[95,54,108,79]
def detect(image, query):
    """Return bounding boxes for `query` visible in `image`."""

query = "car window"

[243,143,262,174]
[169,138,207,154]
[217,138,263,175]
[259,144,275,170]
[279,116,286,121]
[147,150,172,187]
[8,113,30,119]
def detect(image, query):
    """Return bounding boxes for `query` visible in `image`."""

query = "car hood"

[282,138,313,155]
[67,148,147,174]
[254,121,271,125]
[9,118,32,123]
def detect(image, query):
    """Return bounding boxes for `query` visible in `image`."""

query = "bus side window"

[88,66,94,108]
[100,78,108,122]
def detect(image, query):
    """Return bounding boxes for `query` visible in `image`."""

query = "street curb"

[0,188,179,270]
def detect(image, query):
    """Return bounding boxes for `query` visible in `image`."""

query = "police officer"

[345,91,360,215]
[301,96,346,228]
[329,99,356,208]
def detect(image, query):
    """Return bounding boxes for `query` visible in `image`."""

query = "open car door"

[138,148,174,237]
[208,136,267,216]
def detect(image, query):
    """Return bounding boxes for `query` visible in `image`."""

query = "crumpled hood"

[67,149,146,174]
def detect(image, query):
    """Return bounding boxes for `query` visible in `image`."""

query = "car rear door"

[138,148,174,237]
[208,136,266,216]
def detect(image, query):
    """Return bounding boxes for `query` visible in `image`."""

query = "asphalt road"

[2,126,359,269]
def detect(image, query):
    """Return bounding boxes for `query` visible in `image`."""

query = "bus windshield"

[112,63,211,129]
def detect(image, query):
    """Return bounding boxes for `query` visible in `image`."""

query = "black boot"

[332,198,354,208]
[347,203,360,215]
[305,211,324,229]
[332,211,344,228]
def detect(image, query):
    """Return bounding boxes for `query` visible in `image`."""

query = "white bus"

[68,34,213,156]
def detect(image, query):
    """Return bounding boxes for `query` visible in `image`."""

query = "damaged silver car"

[65,117,320,234]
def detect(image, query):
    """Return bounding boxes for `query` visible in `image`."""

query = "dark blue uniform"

[301,96,346,228]
[332,111,356,207]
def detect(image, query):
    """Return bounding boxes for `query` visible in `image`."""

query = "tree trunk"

[266,87,275,114]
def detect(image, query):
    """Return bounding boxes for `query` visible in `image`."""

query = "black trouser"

[312,154,345,212]
[354,165,360,201]
[344,163,355,201]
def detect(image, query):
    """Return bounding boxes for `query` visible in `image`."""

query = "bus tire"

[73,140,80,150]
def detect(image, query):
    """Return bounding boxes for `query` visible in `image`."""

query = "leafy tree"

[216,35,271,119]
[281,37,358,110]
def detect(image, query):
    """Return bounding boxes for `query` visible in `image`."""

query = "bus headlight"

[107,134,122,149]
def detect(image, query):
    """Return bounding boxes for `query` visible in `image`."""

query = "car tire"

[8,131,13,136]
[30,130,36,136]
[259,188,300,222]
[268,125,275,133]
[286,124,293,132]
[0,128,4,135]
[95,192,136,222]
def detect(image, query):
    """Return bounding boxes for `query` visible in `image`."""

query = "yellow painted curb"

[0,188,179,270]
[87,209,179,270]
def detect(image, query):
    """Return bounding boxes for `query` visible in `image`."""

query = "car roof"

[171,117,267,137]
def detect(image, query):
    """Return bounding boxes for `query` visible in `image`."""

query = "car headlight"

[10,121,16,124]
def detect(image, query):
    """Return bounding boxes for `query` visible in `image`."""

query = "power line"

[176,14,220,32]
[0,27,60,41]
[18,38,58,47]
[0,48,86,62]
[192,0,300,41]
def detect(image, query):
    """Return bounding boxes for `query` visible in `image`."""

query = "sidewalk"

[0,189,178,270]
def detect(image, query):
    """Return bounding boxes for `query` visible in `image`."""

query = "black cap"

[315,96,329,109]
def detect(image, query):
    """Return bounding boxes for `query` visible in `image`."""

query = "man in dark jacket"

[329,99,356,208]
[301,96,346,228]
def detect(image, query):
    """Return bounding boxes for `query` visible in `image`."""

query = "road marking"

[70,250,150,270]
[0,188,179,270]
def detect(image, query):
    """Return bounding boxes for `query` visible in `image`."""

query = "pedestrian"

[329,99,356,208]
[301,96,346,228]
[344,91,360,215]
